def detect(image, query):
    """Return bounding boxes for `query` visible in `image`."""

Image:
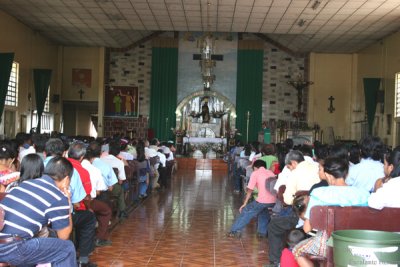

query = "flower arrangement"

[190,142,224,155]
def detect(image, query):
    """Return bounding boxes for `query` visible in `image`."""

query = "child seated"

[280,229,306,267]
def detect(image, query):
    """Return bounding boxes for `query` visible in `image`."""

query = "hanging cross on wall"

[328,96,335,113]
[78,88,85,100]
[193,54,224,61]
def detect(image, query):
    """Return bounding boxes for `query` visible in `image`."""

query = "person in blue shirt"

[346,136,385,192]
[0,156,77,266]
[292,157,370,267]
[44,138,97,267]
[88,141,126,219]
[44,138,86,205]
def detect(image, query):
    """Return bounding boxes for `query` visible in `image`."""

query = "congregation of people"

[0,131,399,266]
[227,136,400,267]
[0,132,176,267]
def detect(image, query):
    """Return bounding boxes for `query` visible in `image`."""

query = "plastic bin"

[331,230,400,266]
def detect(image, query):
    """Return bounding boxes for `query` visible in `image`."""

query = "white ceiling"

[1,0,400,53]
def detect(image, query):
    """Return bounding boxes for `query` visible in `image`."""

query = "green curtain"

[33,69,52,133]
[149,46,178,141]
[363,78,381,135]
[236,49,264,143]
[0,53,15,124]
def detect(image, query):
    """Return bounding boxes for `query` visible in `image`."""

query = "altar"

[183,137,227,145]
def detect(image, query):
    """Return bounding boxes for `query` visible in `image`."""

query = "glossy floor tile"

[91,169,270,266]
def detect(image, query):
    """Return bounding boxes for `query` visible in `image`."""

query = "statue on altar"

[201,98,210,123]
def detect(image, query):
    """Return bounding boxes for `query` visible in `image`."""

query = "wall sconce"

[28,93,32,102]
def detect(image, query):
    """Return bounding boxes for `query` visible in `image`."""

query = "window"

[6,62,19,107]
[396,73,400,118]
[44,87,50,112]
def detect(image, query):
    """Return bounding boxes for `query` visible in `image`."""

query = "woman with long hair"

[19,153,44,184]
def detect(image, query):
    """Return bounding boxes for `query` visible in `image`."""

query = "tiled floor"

[91,169,269,266]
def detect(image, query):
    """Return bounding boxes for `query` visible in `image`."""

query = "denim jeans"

[139,182,148,196]
[233,166,245,191]
[230,201,275,235]
[0,237,77,266]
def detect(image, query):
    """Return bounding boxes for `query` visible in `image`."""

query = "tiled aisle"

[91,169,269,266]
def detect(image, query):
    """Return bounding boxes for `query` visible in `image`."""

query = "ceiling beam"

[109,31,164,52]
[254,33,306,58]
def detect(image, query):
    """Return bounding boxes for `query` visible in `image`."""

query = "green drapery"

[0,53,15,124]
[363,78,381,135]
[149,41,178,141]
[235,47,264,143]
[33,69,52,133]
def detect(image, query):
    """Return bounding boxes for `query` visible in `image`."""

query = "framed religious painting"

[104,86,139,117]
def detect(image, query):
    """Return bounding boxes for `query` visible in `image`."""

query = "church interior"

[1,0,400,146]
[1,0,400,266]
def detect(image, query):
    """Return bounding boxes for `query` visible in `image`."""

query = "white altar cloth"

[183,137,227,145]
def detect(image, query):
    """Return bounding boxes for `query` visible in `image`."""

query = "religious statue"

[201,99,210,123]
[120,90,135,116]
[113,91,122,115]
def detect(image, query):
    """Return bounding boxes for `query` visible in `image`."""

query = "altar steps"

[176,158,227,171]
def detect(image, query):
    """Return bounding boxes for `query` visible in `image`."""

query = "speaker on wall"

[52,94,60,103]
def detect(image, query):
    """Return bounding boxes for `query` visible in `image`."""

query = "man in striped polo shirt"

[0,156,77,266]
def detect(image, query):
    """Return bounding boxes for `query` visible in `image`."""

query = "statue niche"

[201,97,210,123]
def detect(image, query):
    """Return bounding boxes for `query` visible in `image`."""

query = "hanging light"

[198,1,216,90]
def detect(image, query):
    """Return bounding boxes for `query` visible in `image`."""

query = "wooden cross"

[328,96,335,113]
[193,54,224,61]
[78,88,85,100]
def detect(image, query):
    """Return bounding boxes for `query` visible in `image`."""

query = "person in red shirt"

[67,141,97,267]
[280,229,306,267]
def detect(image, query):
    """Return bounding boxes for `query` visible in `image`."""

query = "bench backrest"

[310,206,400,267]
[310,206,400,236]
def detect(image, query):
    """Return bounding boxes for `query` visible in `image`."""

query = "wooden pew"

[309,206,400,266]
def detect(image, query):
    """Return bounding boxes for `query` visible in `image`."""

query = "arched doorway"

[175,90,236,138]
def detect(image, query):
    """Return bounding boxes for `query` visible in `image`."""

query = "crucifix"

[328,96,335,113]
[78,88,85,100]
[287,75,313,113]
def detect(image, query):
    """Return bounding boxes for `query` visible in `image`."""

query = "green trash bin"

[331,230,400,267]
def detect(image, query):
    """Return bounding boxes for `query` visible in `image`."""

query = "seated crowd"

[0,132,176,267]
[228,136,400,267]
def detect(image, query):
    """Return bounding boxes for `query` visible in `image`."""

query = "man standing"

[0,157,77,266]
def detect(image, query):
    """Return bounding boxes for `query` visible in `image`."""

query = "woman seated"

[0,141,20,192]
[369,146,400,209]
[291,157,370,267]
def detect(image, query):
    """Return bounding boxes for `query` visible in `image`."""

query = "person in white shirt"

[369,146,400,210]
[81,151,112,247]
[101,141,126,181]
[119,140,134,161]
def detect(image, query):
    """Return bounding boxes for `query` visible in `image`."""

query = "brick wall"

[103,116,148,139]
